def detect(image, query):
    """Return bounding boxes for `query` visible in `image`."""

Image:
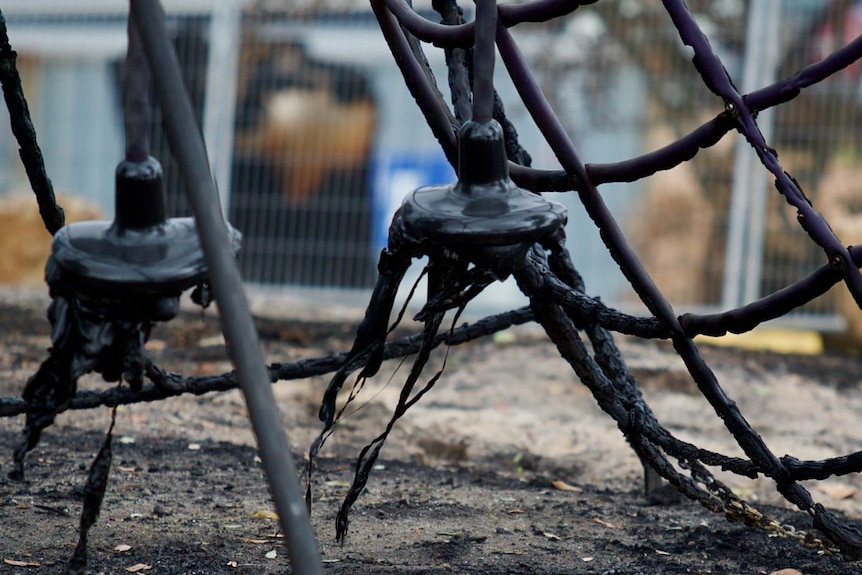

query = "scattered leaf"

[506,508,525,514]
[187,443,201,451]
[753,384,772,398]
[768,570,803,575]
[581,557,594,562]
[4,558,41,567]
[197,335,226,347]
[820,483,857,500]
[125,564,152,572]
[197,362,221,375]
[265,550,277,559]
[551,479,582,493]
[324,480,350,488]
[592,517,618,529]
[119,436,136,445]
[493,330,516,345]
[322,559,341,563]
[146,339,167,351]
[114,544,132,553]
[542,532,561,541]
[252,510,279,520]
[226,560,238,567]
[240,537,268,544]
[655,549,671,556]
[117,466,137,473]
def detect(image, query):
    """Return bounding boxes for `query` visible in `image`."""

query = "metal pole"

[721,0,777,309]
[741,0,780,304]
[202,0,242,216]
[130,2,323,574]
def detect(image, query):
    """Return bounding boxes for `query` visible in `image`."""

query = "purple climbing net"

[308,0,862,558]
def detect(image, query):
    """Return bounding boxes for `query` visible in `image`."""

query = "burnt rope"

[497,18,790,489]
[130,2,323,574]
[67,407,116,575]
[516,249,860,556]
[515,255,733,512]
[0,306,535,418]
[540,234,757,478]
[435,0,473,124]
[661,0,862,309]
[0,8,64,234]
[370,0,862,339]
[385,0,862,193]
[334,303,450,541]
[318,248,480,540]
[433,0,533,165]
[3,232,862,420]
[494,18,862,553]
[374,0,862,555]
[783,451,862,482]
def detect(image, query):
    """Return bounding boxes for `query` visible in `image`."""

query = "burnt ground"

[1,293,862,574]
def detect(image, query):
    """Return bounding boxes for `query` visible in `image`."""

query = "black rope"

[0,8,64,234]
[0,306,535,418]
[345,0,862,557]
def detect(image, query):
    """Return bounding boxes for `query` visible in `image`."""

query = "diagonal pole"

[129,2,323,573]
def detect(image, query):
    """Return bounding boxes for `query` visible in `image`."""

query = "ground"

[1,290,862,574]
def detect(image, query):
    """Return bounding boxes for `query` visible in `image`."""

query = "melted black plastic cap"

[458,120,508,186]
[114,156,166,231]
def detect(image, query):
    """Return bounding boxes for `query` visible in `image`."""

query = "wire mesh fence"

[0,0,859,328]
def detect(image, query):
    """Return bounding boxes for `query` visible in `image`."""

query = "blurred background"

[0,0,859,337]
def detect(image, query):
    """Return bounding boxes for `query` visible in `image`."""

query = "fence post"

[202,0,242,216]
[721,0,780,309]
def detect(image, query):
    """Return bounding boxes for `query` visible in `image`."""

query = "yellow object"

[694,329,823,355]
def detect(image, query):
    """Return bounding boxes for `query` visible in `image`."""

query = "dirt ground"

[2,289,862,574]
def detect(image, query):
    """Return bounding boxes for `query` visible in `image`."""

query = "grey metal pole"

[202,0,241,216]
[740,0,781,305]
[129,2,324,573]
[721,0,779,310]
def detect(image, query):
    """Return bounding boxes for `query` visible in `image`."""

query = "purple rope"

[375,2,862,196]
[499,0,597,26]
[371,0,458,166]
[584,31,862,185]
[747,32,862,109]
[662,0,862,309]
[385,0,593,47]
[363,0,862,550]
[471,0,497,123]
[495,18,817,512]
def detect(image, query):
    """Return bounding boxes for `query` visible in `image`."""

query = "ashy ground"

[1,291,861,574]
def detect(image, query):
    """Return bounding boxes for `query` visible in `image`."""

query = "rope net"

[302,0,862,556]
[3,0,862,561]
